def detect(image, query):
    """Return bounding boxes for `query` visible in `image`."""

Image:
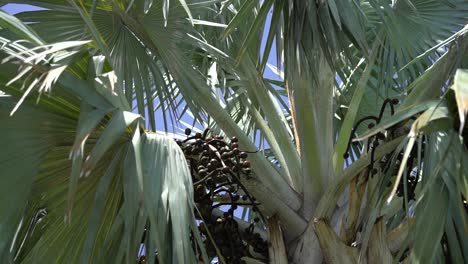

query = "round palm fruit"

[242,161,251,168]
[377,132,386,140]
[240,152,248,159]
[210,159,218,167]
[184,128,191,135]
[207,163,216,171]
[200,156,209,164]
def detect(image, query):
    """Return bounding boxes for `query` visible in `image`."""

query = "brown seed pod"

[209,162,220,171]
[198,169,208,177]
[377,132,386,141]
[200,156,209,164]
[210,159,218,167]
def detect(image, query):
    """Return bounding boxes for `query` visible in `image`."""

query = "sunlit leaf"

[452,69,468,134]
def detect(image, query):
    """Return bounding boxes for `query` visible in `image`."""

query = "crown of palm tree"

[0,0,467,263]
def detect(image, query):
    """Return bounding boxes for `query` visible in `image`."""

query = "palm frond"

[0,53,203,264]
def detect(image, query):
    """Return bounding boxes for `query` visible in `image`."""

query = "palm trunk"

[288,222,323,264]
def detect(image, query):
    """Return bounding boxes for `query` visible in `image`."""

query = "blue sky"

[1,3,39,14]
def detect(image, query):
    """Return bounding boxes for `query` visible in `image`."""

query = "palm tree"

[0,0,467,263]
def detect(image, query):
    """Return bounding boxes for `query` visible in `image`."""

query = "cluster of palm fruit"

[392,148,421,202]
[177,128,268,264]
[343,98,400,176]
[343,98,421,206]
